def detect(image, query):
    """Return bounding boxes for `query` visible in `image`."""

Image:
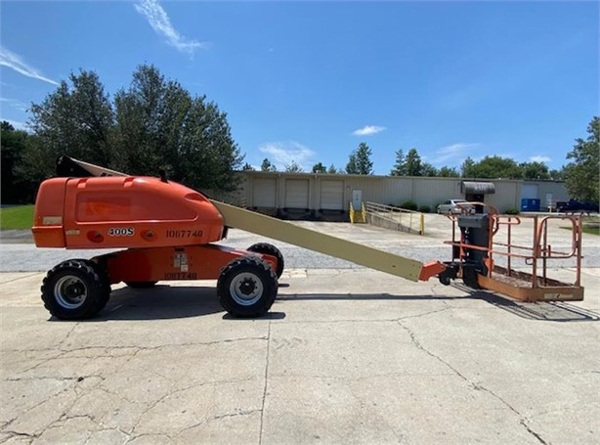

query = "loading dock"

[320,180,344,210]
[285,179,310,209]
[252,178,277,208]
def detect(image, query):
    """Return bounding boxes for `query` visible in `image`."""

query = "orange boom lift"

[32,157,584,320]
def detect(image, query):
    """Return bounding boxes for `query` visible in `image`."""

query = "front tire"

[41,260,111,320]
[217,256,278,318]
[246,243,284,278]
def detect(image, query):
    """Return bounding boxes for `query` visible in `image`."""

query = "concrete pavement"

[1,266,599,444]
[1,217,599,444]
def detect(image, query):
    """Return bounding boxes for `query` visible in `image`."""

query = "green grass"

[581,225,600,235]
[561,224,599,235]
[560,216,599,235]
[0,205,35,230]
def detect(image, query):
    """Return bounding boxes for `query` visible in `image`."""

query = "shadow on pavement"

[61,284,599,323]
[92,285,223,321]
[472,290,600,322]
[280,291,600,323]
[72,285,285,322]
[278,294,457,301]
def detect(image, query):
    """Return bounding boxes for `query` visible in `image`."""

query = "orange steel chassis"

[96,245,278,285]
[445,203,583,302]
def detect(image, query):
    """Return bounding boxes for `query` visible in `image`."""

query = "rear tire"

[41,259,111,320]
[125,281,158,289]
[246,243,284,278]
[217,256,278,318]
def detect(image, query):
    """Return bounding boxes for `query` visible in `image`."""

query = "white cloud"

[433,142,480,165]
[0,46,58,85]
[259,141,316,170]
[352,125,386,136]
[134,0,207,57]
[529,155,551,163]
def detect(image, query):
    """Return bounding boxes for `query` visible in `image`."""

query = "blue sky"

[1,1,598,174]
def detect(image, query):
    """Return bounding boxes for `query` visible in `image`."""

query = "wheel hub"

[229,272,263,306]
[64,282,85,299]
[54,276,88,309]
[239,277,257,295]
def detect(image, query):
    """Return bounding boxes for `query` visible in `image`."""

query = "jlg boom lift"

[32,157,584,320]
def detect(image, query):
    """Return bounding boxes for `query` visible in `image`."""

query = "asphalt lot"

[1,216,599,444]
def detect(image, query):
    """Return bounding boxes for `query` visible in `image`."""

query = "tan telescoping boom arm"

[211,200,444,282]
[58,156,445,282]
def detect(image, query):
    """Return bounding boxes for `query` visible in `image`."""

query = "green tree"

[242,163,255,171]
[285,161,303,172]
[26,65,242,192]
[564,116,599,205]
[346,142,373,175]
[404,148,422,176]
[1,122,37,203]
[113,65,242,191]
[113,65,190,177]
[312,162,326,173]
[549,167,566,180]
[438,166,460,177]
[461,157,476,177]
[28,70,114,178]
[346,152,358,174]
[390,149,406,176]
[421,162,437,177]
[466,156,523,179]
[261,158,277,172]
[520,161,550,180]
[328,164,340,174]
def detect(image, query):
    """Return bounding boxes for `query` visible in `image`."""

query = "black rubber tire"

[462,265,481,290]
[41,259,111,320]
[217,256,278,318]
[439,274,451,286]
[125,281,158,289]
[246,243,284,278]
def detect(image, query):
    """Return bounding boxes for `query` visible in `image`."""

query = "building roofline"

[236,171,563,184]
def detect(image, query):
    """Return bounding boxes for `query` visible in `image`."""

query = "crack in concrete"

[125,432,175,444]
[277,308,450,325]
[0,273,41,286]
[0,430,37,441]
[2,336,268,356]
[269,371,454,381]
[127,382,200,440]
[3,375,105,383]
[172,409,262,439]
[0,376,105,444]
[58,322,79,349]
[258,321,272,445]
[397,320,548,445]
[213,409,262,421]
[81,427,131,445]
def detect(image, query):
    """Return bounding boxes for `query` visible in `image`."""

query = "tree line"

[1,64,597,206]
[258,144,567,179]
[256,117,598,205]
[2,65,242,204]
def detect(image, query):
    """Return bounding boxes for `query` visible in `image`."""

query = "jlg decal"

[108,228,135,236]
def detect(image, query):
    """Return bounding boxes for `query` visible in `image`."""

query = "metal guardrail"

[365,202,425,235]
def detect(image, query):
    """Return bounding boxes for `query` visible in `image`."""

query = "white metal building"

[222,172,569,218]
